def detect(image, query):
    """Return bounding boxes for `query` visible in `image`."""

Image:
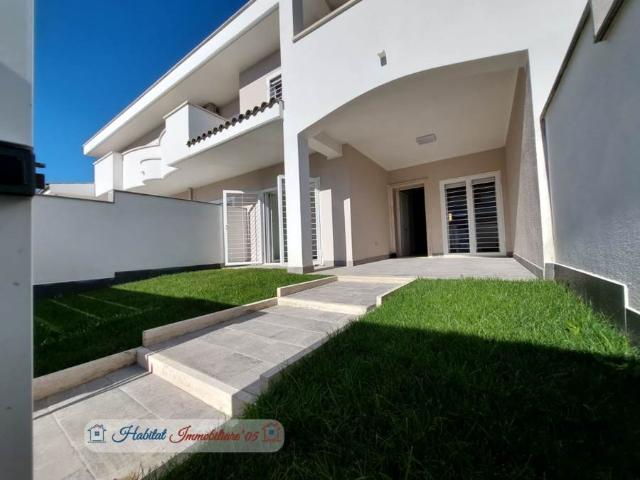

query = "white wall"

[239,51,281,112]
[544,1,640,309]
[32,191,223,285]
[281,0,585,133]
[504,67,543,271]
[0,0,33,477]
[94,152,123,196]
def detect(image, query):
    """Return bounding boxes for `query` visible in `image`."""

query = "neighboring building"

[43,182,95,199]
[83,0,593,277]
[542,0,639,338]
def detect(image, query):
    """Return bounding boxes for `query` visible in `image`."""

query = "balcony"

[293,0,362,40]
[121,141,165,190]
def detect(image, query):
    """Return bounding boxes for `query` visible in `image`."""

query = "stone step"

[277,280,399,314]
[139,306,356,416]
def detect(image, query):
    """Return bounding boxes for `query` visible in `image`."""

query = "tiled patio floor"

[320,256,536,280]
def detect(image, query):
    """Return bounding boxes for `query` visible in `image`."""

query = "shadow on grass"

[160,321,640,479]
[34,290,235,377]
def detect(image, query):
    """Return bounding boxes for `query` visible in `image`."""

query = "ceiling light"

[416,133,437,145]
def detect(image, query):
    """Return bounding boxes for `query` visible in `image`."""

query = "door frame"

[260,187,280,265]
[387,178,429,257]
[439,170,506,256]
[223,189,264,266]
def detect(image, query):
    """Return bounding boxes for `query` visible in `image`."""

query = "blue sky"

[35,0,246,183]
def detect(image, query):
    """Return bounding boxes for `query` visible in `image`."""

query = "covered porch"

[283,51,545,276]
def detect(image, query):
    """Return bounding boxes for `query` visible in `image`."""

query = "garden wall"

[32,191,223,288]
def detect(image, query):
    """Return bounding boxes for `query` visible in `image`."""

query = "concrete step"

[139,306,355,416]
[278,280,400,314]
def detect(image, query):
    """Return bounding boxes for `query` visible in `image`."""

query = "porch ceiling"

[309,56,523,170]
[132,119,283,196]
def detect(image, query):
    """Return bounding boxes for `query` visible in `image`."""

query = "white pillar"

[0,197,33,480]
[0,0,33,477]
[283,129,314,273]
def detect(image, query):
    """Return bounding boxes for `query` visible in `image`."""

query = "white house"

[76,0,598,278]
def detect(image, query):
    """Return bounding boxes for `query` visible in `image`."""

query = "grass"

[157,279,640,479]
[34,268,320,376]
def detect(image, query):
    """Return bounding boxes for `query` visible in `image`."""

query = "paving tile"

[256,312,343,333]
[287,281,392,306]
[54,388,157,448]
[75,448,161,480]
[34,414,91,480]
[264,305,353,323]
[36,375,115,417]
[198,328,304,364]
[228,319,325,347]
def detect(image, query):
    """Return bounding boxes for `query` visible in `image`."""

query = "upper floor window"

[293,0,361,39]
[269,74,283,101]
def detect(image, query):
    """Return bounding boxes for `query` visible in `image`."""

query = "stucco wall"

[543,1,640,309]
[310,153,350,265]
[504,67,543,270]
[32,192,223,285]
[388,149,506,256]
[239,51,281,112]
[191,163,284,202]
[346,145,390,263]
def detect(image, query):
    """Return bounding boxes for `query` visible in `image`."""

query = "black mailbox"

[0,140,45,196]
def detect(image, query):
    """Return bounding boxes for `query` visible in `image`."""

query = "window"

[269,75,283,101]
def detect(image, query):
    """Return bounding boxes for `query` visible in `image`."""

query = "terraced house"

[44,0,638,328]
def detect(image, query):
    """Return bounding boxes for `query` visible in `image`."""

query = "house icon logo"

[261,421,283,443]
[87,424,107,444]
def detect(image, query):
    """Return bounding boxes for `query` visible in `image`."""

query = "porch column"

[284,130,314,273]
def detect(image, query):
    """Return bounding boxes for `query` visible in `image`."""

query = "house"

[80,0,589,274]
[47,1,637,333]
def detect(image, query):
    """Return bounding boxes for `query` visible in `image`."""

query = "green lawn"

[34,268,319,376]
[158,279,640,479]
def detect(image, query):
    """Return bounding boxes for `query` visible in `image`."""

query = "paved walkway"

[320,256,536,280]
[34,366,224,479]
[34,277,405,479]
